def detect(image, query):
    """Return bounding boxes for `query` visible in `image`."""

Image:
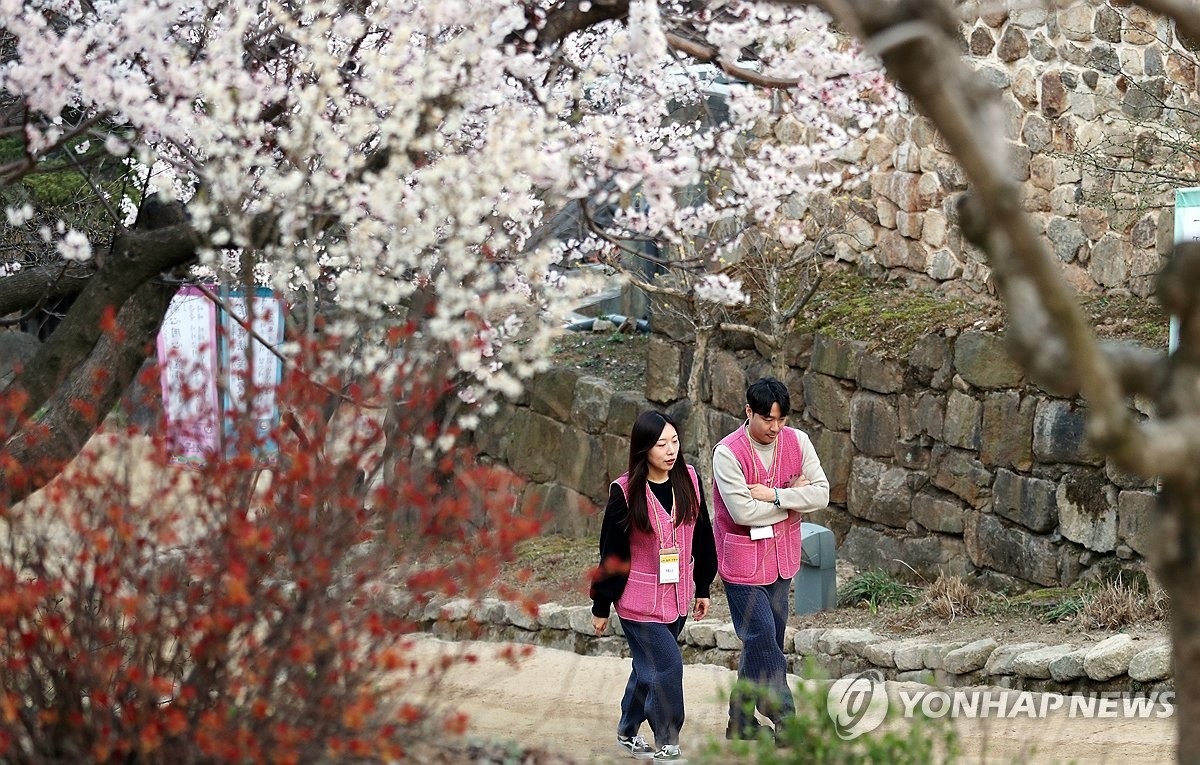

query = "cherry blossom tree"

[0,0,890,500]
[0,1,895,759]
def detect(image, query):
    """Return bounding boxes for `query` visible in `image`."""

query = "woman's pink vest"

[712,426,805,585]
[612,465,700,624]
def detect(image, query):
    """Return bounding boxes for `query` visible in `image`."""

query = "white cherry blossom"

[1,0,895,409]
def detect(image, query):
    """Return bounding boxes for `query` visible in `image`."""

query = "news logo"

[826,670,889,740]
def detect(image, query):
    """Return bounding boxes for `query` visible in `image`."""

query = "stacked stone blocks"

[802,1,1194,300]
[642,326,1157,590]
[416,597,1172,693]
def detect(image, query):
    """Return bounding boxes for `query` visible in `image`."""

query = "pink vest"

[613,465,700,624]
[712,426,805,585]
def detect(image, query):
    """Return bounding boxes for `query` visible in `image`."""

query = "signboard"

[158,286,285,467]
[157,287,221,466]
[1170,187,1200,353]
[221,287,285,461]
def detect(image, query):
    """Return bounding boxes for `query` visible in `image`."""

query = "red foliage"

[0,332,536,763]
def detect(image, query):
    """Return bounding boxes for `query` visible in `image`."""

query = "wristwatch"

[773,488,781,507]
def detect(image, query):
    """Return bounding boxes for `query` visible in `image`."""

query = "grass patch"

[510,534,596,600]
[991,579,1169,628]
[1042,592,1089,623]
[514,534,592,562]
[550,330,648,392]
[1079,577,1169,629]
[988,587,1086,623]
[838,569,920,611]
[780,270,1165,359]
[1082,293,1169,348]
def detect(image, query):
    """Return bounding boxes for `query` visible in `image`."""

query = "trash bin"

[794,522,836,615]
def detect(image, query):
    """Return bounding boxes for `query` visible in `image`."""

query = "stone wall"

[647,326,1159,590]
[801,1,1194,299]
[473,368,648,539]
[474,325,1159,591]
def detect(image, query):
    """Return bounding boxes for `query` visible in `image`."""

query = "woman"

[590,410,717,763]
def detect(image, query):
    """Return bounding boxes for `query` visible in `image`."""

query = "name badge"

[659,547,680,583]
[749,524,774,540]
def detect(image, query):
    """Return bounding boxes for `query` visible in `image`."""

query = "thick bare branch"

[1124,417,1200,481]
[664,33,806,89]
[10,217,202,416]
[1136,0,1200,50]
[2,278,177,505]
[534,0,629,49]
[622,270,685,299]
[1103,340,1169,399]
[0,263,96,318]
[717,321,778,348]
[9,202,277,419]
[536,1,823,89]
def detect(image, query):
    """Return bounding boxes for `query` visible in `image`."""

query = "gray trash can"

[794,522,837,615]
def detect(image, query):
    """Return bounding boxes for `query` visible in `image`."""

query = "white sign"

[157,286,285,467]
[1169,187,1200,353]
[157,287,221,466]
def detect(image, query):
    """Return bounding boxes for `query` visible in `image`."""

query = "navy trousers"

[724,577,795,728]
[618,616,687,746]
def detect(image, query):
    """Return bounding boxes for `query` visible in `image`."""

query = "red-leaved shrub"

[0,330,539,763]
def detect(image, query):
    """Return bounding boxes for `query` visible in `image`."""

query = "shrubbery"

[0,331,539,763]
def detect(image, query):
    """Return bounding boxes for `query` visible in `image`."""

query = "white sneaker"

[616,734,654,760]
[652,744,686,762]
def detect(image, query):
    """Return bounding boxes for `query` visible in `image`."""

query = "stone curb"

[410,597,1173,694]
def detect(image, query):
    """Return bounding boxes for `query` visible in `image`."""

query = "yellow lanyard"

[749,430,780,487]
[646,482,679,551]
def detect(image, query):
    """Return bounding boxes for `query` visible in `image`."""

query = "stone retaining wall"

[413,596,1172,695]
[642,326,1160,590]
[800,1,1193,300]
[474,325,1159,590]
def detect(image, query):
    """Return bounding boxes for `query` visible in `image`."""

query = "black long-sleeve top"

[589,474,718,618]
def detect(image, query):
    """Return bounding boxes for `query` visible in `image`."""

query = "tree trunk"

[1,279,176,506]
[1156,485,1200,763]
[1155,348,1200,763]
[686,328,712,488]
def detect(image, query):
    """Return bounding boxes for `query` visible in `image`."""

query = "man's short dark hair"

[746,377,790,418]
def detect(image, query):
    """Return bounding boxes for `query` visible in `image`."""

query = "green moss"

[1004,587,1075,604]
[792,272,994,358]
[23,170,92,206]
[784,271,1167,359]
[1,133,139,209]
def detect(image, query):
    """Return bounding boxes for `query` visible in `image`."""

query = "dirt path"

[409,637,1174,765]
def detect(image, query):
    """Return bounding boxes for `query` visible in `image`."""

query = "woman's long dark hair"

[624,410,699,534]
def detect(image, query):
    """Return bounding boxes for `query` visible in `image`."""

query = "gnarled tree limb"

[0,263,95,318]
[2,277,178,505]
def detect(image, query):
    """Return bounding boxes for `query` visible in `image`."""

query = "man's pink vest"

[712,426,805,585]
[612,465,700,624]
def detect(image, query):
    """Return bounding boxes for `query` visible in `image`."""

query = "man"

[712,376,830,741]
